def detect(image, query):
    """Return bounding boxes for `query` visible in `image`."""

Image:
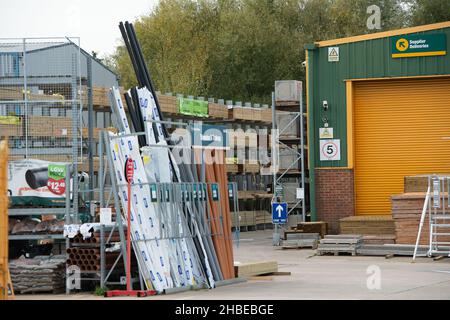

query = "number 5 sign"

[320,139,341,161]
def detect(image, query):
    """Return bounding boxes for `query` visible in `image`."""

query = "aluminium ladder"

[413,175,450,260]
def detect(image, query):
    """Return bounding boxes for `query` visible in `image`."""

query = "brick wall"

[315,169,355,234]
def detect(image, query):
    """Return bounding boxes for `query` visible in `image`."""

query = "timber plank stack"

[317,235,363,256]
[9,255,66,294]
[281,233,319,249]
[208,102,228,119]
[234,261,278,278]
[391,192,450,245]
[340,215,395,235]
[291,222,328,238]
[231,210,271,230]
[157,94,178,114]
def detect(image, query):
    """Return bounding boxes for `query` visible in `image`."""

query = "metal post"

[71,53,79,222]
[22,39,28,159]
[100,224,105,288]
[102,131,128,272]
[65,163,71,294]
[271,92,279,246]
[87,57,94,205]
[299,85,306,222]
[99,130,104,207]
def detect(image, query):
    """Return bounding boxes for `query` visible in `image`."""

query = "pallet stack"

[317,235,363,256]
[281,233,319,249]
[9,255,66,294]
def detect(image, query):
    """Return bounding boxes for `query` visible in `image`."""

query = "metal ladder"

[413,175,450,260]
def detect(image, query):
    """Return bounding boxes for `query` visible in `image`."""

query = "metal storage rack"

[271,81,308,228]
[161,94,274,232]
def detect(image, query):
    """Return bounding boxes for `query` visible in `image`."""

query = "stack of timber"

[234,261,278,278]
[356,244,431,257]
[231,210,272,231]
[291,222,328,238]
[260,108,272,123]
[0,87,64,102]
[157,94,178,114]
[339,215,395,245]
[391,192,450,245]
[0,140,10,299]
[243,161,260,174]
[403,175,437,193]
[28,116,73,137]
[281,233,319,249]
[208,102,228,119]
[317,235,363,256]
[228,107,269,123]
[9,255,66,294]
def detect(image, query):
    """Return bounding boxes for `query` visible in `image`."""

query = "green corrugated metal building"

[305,21,450,233]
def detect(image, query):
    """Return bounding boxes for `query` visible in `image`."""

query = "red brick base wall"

[315,169,355,234]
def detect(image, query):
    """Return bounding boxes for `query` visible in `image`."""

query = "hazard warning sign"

[328,47,339,62]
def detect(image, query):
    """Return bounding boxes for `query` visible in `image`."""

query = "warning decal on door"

[320,139,341,161]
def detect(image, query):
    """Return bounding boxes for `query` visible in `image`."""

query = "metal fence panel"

[0,37,82,164]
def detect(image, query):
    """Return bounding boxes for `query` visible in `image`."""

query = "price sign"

[126,158,134,182]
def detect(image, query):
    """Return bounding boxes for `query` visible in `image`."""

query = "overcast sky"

[0,0,159,56]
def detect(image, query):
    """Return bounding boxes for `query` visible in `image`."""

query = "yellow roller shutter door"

[354,77,450,215]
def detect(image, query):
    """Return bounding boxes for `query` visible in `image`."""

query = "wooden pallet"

[317,235,363,256]
[281,239,318,249]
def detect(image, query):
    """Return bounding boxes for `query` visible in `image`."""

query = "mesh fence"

[0,38,82,164]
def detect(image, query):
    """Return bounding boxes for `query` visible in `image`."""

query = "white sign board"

[296,188,304,200]
[100,208,112,225]
[319,127,333,139]
[328,47,339,62]
[320,139,341,161]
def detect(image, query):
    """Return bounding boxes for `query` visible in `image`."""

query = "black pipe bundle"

[119,21,169,140]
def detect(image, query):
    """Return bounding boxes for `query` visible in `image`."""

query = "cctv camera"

[323,100,329,111]
[301,61,307,68]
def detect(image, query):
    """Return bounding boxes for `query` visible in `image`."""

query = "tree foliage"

[107,0,447,103]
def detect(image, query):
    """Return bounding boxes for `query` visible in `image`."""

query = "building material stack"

[392,175,450,245]
[234,261,278,278]
[97,21,237,294]
[317,235,363,256]
[340,216,396,245]
[9,255,66,294]
[281,233,319,249]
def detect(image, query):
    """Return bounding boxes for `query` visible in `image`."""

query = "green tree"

[109,0,447,103]
[409,0,450,26]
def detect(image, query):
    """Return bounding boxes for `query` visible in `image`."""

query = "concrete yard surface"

[16,230,450,300]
